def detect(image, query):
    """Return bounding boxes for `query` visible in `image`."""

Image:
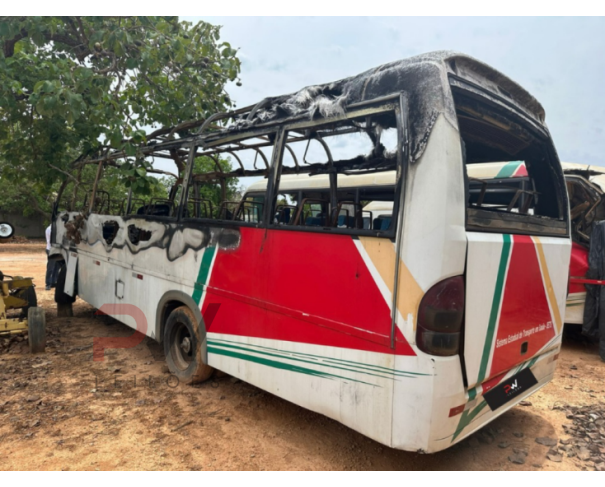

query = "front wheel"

[163,306,213,384]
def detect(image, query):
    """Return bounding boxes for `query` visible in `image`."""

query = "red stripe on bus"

[203,227,415,356]
[569,277,605,286]
[489,235,556,377]
[512,164,528,177]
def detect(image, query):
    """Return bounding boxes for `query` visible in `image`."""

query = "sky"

[185,16,605,167]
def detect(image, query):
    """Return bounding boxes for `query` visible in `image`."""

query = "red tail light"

[416,276,465,356]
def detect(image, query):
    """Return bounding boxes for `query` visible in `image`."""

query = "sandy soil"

[0,242,603,471]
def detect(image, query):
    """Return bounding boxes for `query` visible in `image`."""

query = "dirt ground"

[0,242,603,471]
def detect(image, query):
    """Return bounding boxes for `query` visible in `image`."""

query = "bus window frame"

[450,77,570,238]
[179,131,277,229]
[265,95,409,239]
[178,94,409,238]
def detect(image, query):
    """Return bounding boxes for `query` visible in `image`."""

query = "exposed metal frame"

[260,97,405,239]
[61,95,408,243]
[390,93,409,349]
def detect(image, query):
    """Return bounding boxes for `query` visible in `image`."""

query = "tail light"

[416,276,465,356]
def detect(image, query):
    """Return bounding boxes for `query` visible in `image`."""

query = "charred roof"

[209,51,545,163]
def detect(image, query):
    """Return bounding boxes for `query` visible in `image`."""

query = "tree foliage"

[192,155,238,207]
[0,16,241,216]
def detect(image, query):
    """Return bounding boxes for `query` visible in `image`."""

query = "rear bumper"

[424,345,559,453]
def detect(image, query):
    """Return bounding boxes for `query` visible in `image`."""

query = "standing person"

[45,224,59,290]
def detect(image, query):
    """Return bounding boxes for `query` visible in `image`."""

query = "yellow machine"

[0,272,45,353]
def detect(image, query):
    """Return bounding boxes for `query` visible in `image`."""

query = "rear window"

[453,89,568,236]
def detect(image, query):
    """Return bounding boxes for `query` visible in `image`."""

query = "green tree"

[0,16,241,217]
[188,155,237,215]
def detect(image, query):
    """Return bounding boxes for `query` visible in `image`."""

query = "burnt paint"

[56,212,241,262]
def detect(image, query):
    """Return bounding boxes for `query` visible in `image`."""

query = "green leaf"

[124,144,137,157]
[113,40,125,57]
[33,80,45,93]
[109,130,122,147]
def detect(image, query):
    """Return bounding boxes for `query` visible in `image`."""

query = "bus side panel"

[203,227,414,355]
[77,245,199,339]
[206,333,397,446]
[64,213,205,339]
[201,227,411,445]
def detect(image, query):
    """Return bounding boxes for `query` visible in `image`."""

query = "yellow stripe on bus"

[358,236,424,330]
[531,236,563,335]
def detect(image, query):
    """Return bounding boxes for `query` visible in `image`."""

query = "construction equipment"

[0,271,45,353]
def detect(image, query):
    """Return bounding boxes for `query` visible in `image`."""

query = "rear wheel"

[163,306,213,384]
[28,307,46,354]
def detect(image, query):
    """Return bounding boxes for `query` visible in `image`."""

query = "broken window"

[127,224,152,245]
[57,173,94,212]
[102,220,120,244]
[55,158,181,220]
[184,135,274,225]
[269,109,400,236]
[565,175,605,245]
[453,89,568,236]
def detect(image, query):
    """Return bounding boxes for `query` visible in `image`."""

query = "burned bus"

[49,51,571,452]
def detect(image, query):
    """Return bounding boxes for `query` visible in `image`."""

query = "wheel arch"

[155,291,207,363]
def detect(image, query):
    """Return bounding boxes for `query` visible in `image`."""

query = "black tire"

[55,262,76,305]
[0,222,14,239]
[163,306,213,384]
[28,307,46,354]
[15,285,37,318]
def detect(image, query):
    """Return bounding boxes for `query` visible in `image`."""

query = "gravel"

[553,403,605,471]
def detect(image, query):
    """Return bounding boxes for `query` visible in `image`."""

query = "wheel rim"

[170,322,194,371]
[0,223,13,238]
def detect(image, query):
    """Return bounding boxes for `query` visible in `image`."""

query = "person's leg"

[45,250,52,290]
[50,259,59,287]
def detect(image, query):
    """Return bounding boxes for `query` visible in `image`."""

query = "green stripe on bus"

[452,400,489,442]
[496,161,521,178]
[209,337,430,377]
[208,340,396,381]
[207,346,376,386]
[477,234,512,384]
[192,246,216,305]
[454,355,539,442]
